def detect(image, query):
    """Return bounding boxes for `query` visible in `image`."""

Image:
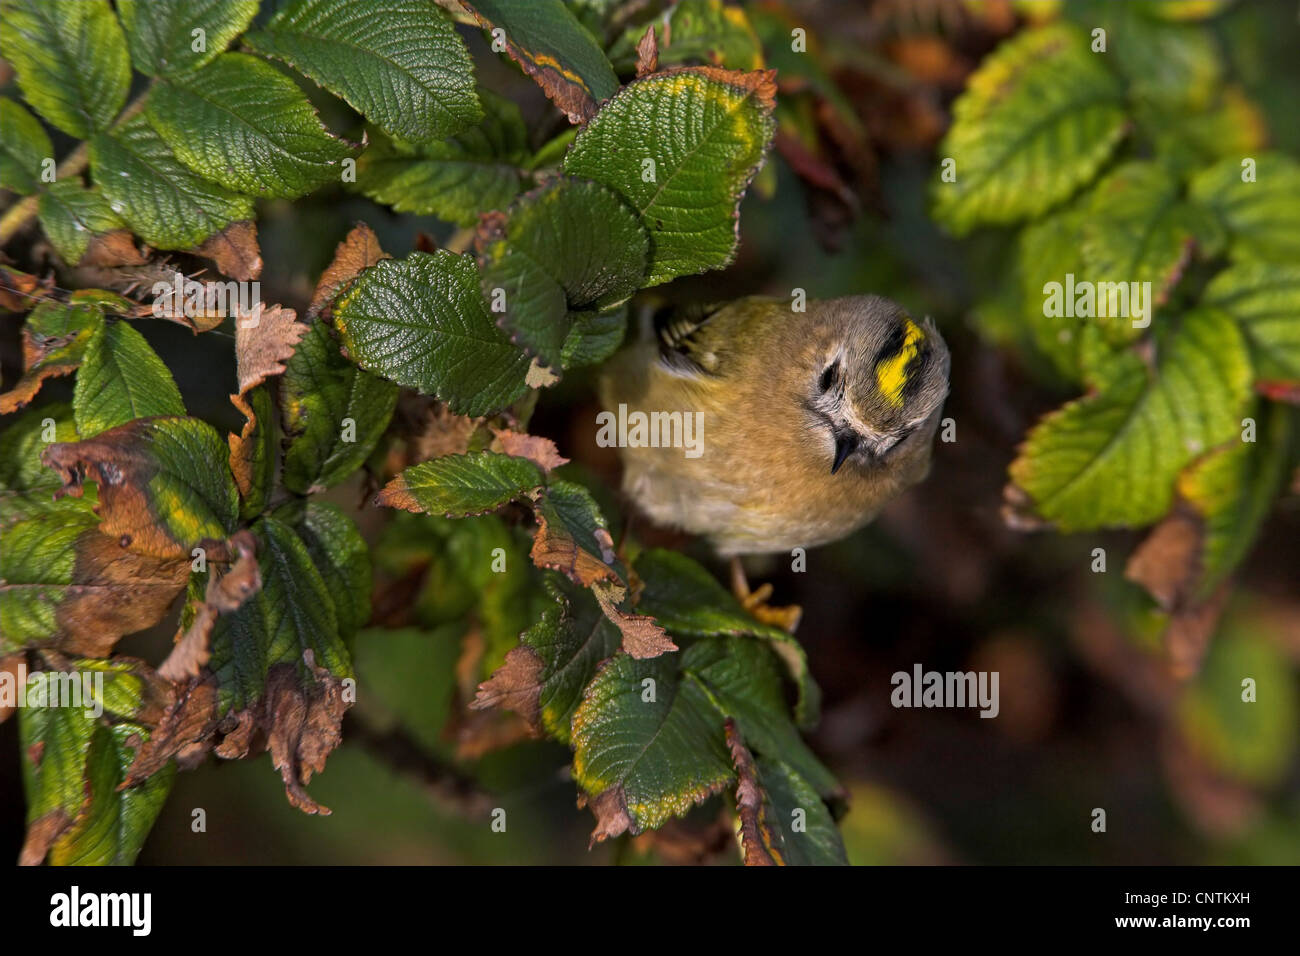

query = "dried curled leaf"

[158,530,261,682]
[592,581,676,660]
[309,222,389,319]
[196,220,262,281]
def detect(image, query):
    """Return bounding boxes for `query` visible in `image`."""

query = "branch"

[343,711,495,818]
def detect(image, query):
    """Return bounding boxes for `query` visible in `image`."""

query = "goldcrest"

[600,295,950,556]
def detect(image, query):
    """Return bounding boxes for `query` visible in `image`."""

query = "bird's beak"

[830,434,858,475]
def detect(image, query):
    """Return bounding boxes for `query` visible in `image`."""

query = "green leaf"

[378,451,543,517]
[0,96,52,195]
[1079,161,1225,342]
[0,503,97,651]
[1190,153,1300,264]
[42,416,240,558]
[1008,307,1252,531]
[1178,626,1297,786]
[352,89,530,226]
[245,0,481,144]
[0,0,129,138]
[753,755,848,865]
[146,52,357,199]
[520,576,622,743]
[1017,200,1090,380]
[680,637,838,797]
[1178,405,1290,597]
[1203,262,1300,383]
[611,0,765,72]
[281,320,397,494]
[117,0,258,76]
[49,723,175,865]
[931,23,1126,234]
[18,666,173,865]
[480,178,648,367]
[333,251,530,416]
[462,0,617,122]
[38,179,126,265]
[296,501,372,641]
[1100,4,1221,110]
[74,319,186,438]
[635,548,820,727]
[210,514,350,713]
[561,306,626,368]
[571,651,735,835]
[564,66,777,285]
[18,675,95,853]
[0,402,79,501]
[90,114,254,250]
[571,636,837,837]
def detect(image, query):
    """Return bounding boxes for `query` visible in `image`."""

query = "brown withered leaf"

[402,396,479,464]
[1126,507,1202,610]
[491,428,569,473]
[227,390,260,497]
[529,497,619,587]
[263,654,348,816]
[588,786,635,847]
[1125,504,1230,680]
[214,707,257,760]
[234,303,306,396]
[19,810,72,867]
[158,530,260,682]
[196,221,261,281]
[309,222,388,319]
[635,25,658,78]
[525,356,560,389]
[592,581,676,660]
[726,719,779,866]
[52,532,191,657]
[630,814,733,865]
[453,708,534,761]
[470,644,544,729]
[0,527,189,657]
[80,230,149,268]
[122,673,223,786]
[0,264,50,311]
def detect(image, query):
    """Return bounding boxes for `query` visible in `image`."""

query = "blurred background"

[3,0,1299,864]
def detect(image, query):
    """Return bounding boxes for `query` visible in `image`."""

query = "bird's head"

[806,296,950,474]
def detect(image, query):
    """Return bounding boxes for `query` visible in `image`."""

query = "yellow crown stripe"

[875,319,925,408]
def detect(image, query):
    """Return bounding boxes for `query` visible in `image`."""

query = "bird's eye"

[819,362,838,392]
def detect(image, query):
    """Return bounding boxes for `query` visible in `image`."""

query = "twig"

[343,712,495,818]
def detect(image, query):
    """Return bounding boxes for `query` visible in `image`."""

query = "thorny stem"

[0,88,152,248]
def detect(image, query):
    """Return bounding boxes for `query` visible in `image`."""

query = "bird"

[600,294,950,628]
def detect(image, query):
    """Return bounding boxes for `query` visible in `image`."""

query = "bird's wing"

[654,297,780,377]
